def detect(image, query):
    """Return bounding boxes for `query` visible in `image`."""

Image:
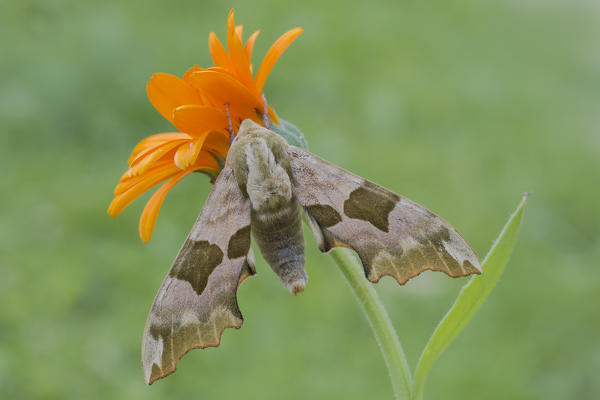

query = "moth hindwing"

[141,119,481,384]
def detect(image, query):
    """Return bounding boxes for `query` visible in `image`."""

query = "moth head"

[227,119,292,185]
[237,119,273,140]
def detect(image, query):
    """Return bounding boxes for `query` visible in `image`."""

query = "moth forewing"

[286,145,482,284]
[142,167,254,385]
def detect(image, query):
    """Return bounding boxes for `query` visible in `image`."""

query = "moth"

[142,119,481,384]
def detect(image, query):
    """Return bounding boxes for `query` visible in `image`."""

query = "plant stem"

[329,248,412,400]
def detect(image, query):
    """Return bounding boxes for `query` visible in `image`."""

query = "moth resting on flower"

[142,119,482,384]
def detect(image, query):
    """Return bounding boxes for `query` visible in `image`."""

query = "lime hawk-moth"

[142,119,481,384]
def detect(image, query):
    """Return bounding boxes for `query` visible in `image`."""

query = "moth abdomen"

[275,259,308,295]
[251,201,307,294]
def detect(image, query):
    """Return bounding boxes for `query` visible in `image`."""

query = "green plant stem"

[329,248,412,400]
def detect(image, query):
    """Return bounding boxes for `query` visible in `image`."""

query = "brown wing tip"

[143,317,243,385]
[145,339,225,386]
[463,259,482,275]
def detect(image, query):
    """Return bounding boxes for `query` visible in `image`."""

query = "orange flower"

[108,10,303,242]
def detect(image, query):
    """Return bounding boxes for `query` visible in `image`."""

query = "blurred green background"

[2,0,599,399]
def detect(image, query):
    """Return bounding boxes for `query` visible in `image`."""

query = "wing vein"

[170,323,175,369]
[404,249,418,275]
[196,323,202,344]
[427,238,450,273]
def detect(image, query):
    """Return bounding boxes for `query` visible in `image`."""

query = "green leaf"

[412,194,529,400]
[270,117,309,150]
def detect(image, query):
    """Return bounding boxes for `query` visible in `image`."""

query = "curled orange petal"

[128,132,191,164]
[108,164,181,216]
[173,133,209,170]
[256,27,303,93]
[117,160,173,188]
[138,159,219,242]
[138,169,194,243]
[127,140,186,177]
[147,73,202,124]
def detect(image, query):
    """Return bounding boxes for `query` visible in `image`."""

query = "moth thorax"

[245,137,292,212]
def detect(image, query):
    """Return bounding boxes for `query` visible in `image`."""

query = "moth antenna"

[225,103,236,144]
[261,93,271,129]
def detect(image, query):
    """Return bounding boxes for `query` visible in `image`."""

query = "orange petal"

[235,25,243,41]
[128,132,191,164]
[255,27,303,93]
[205,66,240,80]
[114,158,173,186]
[108,164,181,216]
[202,131,230,156]
[245,30,260,60]
[208,33,234,71]
[184,66,218,107]
[127,140,187,177]
[267,105,279,125]
[128,137,189,167]
[183,65,202,84]
[182,66,220,107]
[188,70,261,118]
[227,10,256,92]
[146,73,203,124]
[138,159,219,242]
[192,151,221,170]
[173,133,209,170]
[138,169,194,243]
[173,105,229,136]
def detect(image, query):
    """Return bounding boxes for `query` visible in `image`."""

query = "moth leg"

[261,93,271,129]
[225,102,236,144]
